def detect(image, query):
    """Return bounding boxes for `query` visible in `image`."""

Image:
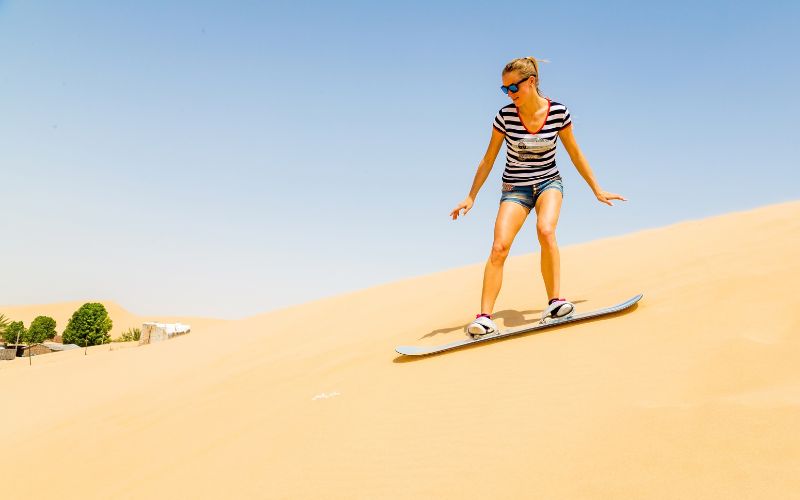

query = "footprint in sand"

[311,391,341,401]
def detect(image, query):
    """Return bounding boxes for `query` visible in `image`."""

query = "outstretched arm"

[450,127,505,220]
[559,125,627,206]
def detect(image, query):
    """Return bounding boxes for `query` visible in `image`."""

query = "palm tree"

[0,313,10,343]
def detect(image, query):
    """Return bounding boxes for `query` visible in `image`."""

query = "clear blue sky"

[1,1,798,318]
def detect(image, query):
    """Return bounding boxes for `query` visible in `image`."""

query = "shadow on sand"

[418,299,589,340]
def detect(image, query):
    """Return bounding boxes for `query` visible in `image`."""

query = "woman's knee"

[537,223,557,243]
[489,240,511,264]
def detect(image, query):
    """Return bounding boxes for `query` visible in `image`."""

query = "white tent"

[139,322,191,345]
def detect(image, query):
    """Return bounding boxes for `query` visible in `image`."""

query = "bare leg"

[534,189,563,301]
[480,201,529,314]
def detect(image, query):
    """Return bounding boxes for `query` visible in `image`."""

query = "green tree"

[63,303,113,346]
[0,313,10,341]
[27,316,57,344]
[115,327,141,342]
[3,321,26,345]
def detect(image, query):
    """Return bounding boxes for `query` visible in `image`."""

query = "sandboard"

[395,294,643,356]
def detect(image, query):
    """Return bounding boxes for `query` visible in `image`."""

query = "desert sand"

[1,200,799,499]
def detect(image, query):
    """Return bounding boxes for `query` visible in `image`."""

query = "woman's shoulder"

[497,103,516,113]
[548,100,571,118]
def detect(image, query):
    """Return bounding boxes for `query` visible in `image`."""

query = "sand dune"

[0,300,229,338]
[2,201,799,499]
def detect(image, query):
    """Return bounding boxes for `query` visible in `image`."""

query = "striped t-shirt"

[493,99,572,186]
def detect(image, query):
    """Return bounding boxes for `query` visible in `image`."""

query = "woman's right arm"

[450,127,505,220]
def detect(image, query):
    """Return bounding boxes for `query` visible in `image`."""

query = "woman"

[450,56,626,336]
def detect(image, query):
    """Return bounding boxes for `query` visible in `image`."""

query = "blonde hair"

[503,56,549,96]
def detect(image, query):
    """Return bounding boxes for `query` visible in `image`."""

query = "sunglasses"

[501,75,534,94]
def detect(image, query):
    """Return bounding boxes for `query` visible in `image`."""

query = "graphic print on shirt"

[492,100,572,187]
[511,136,556,159]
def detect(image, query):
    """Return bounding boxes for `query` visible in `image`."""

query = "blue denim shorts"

[500,177,564,212]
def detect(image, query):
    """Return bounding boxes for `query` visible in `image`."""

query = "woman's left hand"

[594,189,627,206]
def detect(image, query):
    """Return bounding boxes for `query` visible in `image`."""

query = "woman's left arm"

[559,125,627,206]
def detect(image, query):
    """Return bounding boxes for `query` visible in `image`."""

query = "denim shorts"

[500,177,564,212]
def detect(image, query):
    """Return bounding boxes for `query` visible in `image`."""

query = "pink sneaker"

[467,314,498,337]
[541,298,574,322]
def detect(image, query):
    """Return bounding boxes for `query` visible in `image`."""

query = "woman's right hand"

[450,197,474,220]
